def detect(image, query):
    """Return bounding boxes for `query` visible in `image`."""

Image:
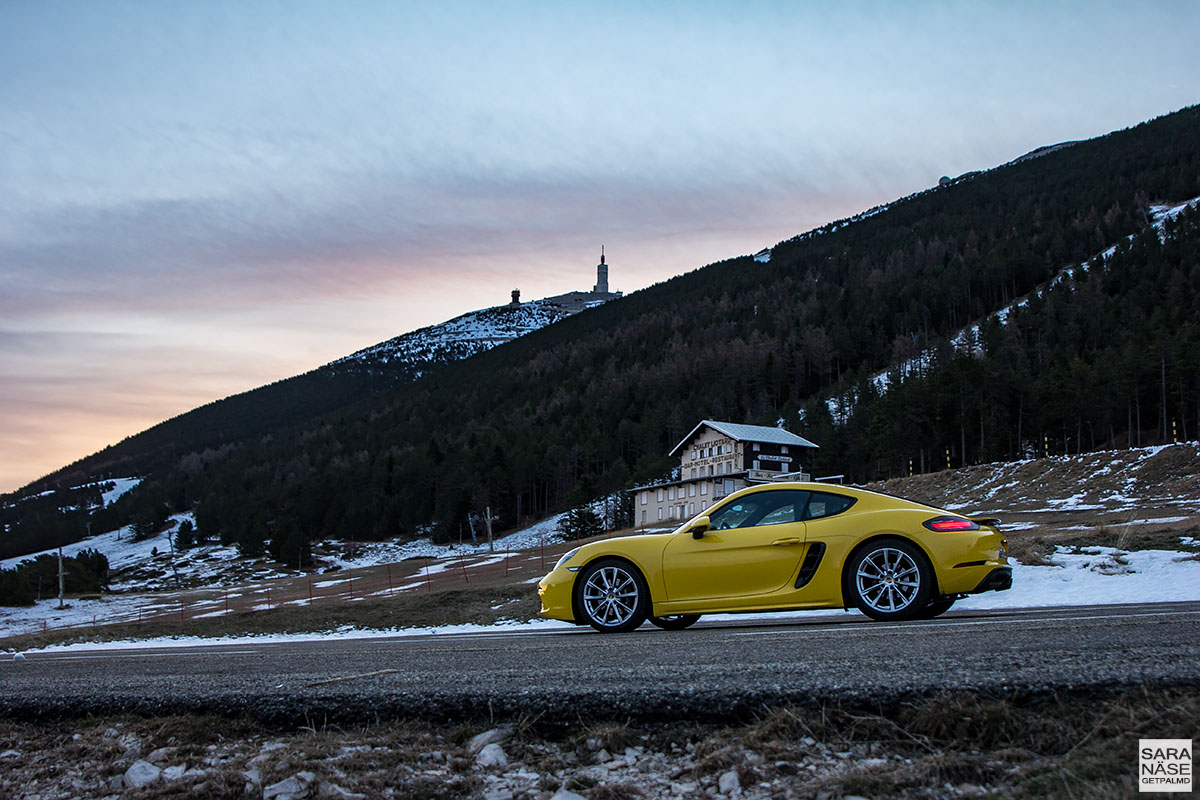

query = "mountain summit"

[330,251,622,381]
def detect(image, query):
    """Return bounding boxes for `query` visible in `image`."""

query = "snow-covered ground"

[0,512,199,574]
[99,477,141,507]
[320,509,577,569]
[7,540,1198,653]
[330,299,575,376]
[322,503,671,570]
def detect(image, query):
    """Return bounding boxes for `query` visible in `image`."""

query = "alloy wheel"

[582,565,640,628]
[855,547,921,613]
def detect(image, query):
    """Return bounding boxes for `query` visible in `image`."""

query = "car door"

[661,489,810,602]
[789,490,860,602]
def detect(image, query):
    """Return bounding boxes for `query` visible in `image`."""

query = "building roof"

[669,420,819,456]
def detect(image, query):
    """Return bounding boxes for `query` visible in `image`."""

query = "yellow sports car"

[538,482,1010,632]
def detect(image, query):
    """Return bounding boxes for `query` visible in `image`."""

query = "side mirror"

[688,516,711,539]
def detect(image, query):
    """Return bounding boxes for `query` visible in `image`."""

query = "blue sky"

[1,0,1198,492]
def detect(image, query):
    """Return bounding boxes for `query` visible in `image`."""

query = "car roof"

[720,481,933,511]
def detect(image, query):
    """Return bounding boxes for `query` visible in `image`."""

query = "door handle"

[770,537,802,546]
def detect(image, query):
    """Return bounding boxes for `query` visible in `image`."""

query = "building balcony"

[747,469,811,483]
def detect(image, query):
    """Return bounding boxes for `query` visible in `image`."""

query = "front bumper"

[537,568,577,623]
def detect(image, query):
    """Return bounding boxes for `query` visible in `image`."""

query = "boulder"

[718,769,740,794]
[124,760,161,789]
[263,771,316,800]
[475,743,508,768]
[468,725,515,754]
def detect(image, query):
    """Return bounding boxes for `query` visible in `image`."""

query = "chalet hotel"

[635,420,819,526]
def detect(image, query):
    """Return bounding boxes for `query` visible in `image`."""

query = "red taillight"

[923,516,979,532]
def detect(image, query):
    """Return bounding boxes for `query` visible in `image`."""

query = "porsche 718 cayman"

[537,482,1010,632]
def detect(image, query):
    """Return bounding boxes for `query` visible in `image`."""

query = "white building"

[633,420,819,527]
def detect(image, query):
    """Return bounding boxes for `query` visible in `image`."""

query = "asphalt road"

[3,602,1198,723]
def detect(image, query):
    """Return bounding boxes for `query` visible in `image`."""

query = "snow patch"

[100,477,141,507]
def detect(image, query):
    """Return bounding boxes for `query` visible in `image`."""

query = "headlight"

[554,547,580,570]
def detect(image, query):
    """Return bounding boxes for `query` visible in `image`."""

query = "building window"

[641,510,646,523]
[640,492,647,505]
[670,486,676,500]
[688,503,695,515]
[657,508,663,521]
[657,488,664,502]
[782,445,789,454]
[753,443,761,451]
[691,468,696,478]
[726,444,733,453]
[753,460,761,470]
[700,483,708,496]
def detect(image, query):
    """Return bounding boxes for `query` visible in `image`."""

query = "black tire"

[913,596,956,619]
[847,538,933,622]
[575,558,650,633]
[648,614,700,631]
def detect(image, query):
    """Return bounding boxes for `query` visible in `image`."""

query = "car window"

[802,491,856,520]
[709,490,810,529]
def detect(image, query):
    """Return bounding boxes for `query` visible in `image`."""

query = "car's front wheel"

[577,558,650,633]
[648,614,700,631]
[848,538,933,621]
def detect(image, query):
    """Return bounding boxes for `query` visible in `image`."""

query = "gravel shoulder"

[3,687,1196,800]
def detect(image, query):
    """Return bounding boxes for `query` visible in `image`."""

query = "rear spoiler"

[969,516,1002,528]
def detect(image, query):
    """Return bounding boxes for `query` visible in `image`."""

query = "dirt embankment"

[870,442,1200,514]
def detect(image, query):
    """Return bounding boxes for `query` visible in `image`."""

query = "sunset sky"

[2,1,1198,493]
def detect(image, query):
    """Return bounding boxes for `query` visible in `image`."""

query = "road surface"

[3,602,1198,722]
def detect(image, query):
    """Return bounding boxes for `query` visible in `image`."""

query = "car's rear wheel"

[914,596,956,619]
[577,558,650,633]
[848,538,933,621]
[648,614,700,631]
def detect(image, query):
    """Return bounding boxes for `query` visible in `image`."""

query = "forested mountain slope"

[3,105,1198,563]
